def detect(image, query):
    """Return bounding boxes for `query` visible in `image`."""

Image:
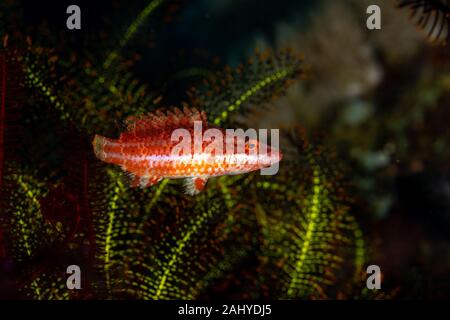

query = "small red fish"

[92,107,281,195]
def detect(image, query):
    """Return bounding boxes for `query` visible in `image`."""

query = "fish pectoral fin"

[129,174,162,189]
[184,177,208,196]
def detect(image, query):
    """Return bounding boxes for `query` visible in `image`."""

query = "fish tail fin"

[92,134,107,161]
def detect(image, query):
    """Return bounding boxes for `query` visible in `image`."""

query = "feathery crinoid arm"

[21,0,180,135]
[188,49,305,126]
[89,167,143,298]
[255,138,365,299]
[64,0,182,134]
[116,190,250,300]
[103,0,177,69]
[398,0,450,45]
[0,167,72,299]
[1,168,53,263]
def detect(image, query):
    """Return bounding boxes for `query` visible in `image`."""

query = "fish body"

[92,107,281,195]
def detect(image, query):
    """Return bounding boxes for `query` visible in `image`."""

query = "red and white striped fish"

[92,107,281,195]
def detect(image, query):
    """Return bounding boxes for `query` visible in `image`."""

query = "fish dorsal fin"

[184,177,208,196]
[122,106,208,138]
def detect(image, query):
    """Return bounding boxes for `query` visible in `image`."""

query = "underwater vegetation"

[0,0,449,299]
